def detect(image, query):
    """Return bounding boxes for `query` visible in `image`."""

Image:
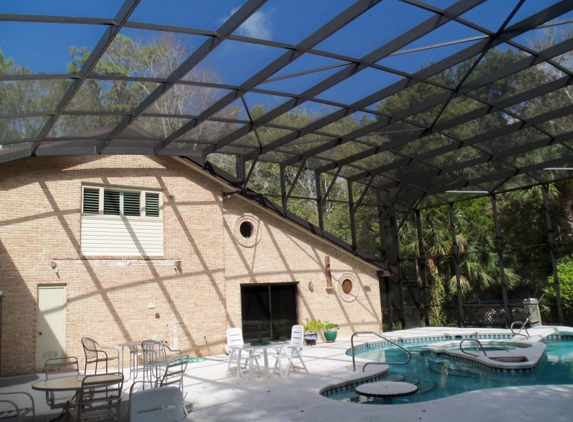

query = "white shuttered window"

[81,185,163,256]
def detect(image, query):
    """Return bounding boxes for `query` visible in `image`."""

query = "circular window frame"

[233,213,262,247]
[335,272,359,302]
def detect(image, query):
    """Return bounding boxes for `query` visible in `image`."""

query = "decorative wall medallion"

[335,272,359,302]
[233,213,262,247]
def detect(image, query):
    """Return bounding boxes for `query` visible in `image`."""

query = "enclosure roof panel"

[2,0,573,258]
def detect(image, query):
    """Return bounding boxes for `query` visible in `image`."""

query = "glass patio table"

[32,374,123,422]
[118,340,146,381]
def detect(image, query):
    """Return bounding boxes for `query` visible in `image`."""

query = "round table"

[32,374,122,391]
[32,374,123,422]
[355,381,418,398]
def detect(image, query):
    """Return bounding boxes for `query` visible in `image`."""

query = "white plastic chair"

[226,328,259,377]
[274,325,309,377]
[129,386,187,422]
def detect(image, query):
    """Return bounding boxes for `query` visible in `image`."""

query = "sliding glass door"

[240,283,298,342]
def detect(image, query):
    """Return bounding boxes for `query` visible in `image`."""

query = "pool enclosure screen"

[2,1,573,328]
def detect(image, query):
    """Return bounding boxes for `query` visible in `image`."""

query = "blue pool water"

[327,337,573,405]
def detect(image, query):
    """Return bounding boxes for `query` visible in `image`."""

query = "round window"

[336,272,359,302]
[233,214,262,247]
[240,221,253,238]
[341,278,353,294]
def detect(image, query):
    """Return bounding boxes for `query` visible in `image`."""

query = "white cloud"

[225,7,273,40]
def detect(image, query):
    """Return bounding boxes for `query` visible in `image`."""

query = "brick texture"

[0,155,382,376]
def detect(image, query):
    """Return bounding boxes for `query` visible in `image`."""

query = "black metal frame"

[2,1,573,325]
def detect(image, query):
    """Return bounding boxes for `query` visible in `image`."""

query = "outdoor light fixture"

[50,260,58,274]
[173,260,181,271]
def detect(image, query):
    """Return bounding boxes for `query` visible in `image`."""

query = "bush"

[323,321,339,331]
[301,319,326,333]
[544,258,573,310]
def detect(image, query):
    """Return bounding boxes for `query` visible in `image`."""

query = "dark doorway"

[240,283,298,342]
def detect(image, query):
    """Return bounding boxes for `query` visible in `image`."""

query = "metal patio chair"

[81,336,120,374]
[0,392,35,421]
[141,340,182,389]
[159,355,189,392]
[44,356,80,410]
[64,372,123,422]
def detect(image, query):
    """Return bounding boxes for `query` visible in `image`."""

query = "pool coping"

[430,340,547,373]
[2,326,573,422]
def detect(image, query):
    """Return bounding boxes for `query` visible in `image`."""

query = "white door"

[36,285,67,368]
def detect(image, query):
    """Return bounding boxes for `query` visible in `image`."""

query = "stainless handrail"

[459,338,488,357]
[510,321,530,339]
[350,331,412,372]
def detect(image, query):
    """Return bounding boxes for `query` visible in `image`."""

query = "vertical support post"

[449,203,464,327]
[415,210,430,327]
[280,165,287,216]
[348,181,357,251]
[542,184,565,325]
[315,171,324,234]
[377,188,391,330]
[391,206,405,328]
[377,187,388,266]
[236,154,244,182]
[382,275,393,331]
[491,194,511,327]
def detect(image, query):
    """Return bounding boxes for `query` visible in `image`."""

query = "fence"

[383,298,542,330]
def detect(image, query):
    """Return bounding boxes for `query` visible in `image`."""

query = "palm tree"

[399,201,522,326]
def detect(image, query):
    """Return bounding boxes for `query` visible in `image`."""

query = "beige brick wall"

[223,198,382,339]
[0,155,382,376]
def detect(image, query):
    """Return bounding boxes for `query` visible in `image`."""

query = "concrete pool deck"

[1,327,572,421]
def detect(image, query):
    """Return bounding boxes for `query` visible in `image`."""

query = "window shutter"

[82,185,163,256]
[104,191,121,215]
[145,193,160,217]
[123,192,141,216]
[83,188,100,214]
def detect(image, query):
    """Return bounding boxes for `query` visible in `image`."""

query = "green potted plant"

[301,319,326,346]
[323,321,339,342]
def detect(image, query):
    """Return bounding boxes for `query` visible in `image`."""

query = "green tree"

[544,259,573,309]
[62,33,238,142]
[544,258,573,324]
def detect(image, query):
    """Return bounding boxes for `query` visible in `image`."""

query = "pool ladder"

[459,334,488,358]
[350,331,412,372]
[510,292,543,339]
[510,321,530,339]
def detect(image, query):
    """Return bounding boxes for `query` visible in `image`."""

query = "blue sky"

[0,0,568,108]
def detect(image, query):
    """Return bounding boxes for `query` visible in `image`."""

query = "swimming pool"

[323,335,573,404]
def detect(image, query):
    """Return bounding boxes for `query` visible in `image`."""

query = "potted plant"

[323,321,339,343]
[301,319,326,346]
